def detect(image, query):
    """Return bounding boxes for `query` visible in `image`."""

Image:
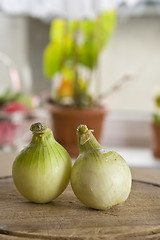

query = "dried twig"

[97,71,138,102]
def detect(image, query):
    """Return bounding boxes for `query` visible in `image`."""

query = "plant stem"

[72,23,81,104]
[95,62,101,104]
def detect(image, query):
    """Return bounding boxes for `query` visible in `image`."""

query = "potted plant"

[152,94,160,158]
[0,52,37,150]
[43,10,116,157]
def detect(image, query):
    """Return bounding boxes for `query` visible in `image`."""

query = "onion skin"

[71,125,132,210]
[12,122,72,203]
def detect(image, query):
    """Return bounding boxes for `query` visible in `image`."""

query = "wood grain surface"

[0,177,160,240]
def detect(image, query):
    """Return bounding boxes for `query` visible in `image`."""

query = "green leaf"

[64,35,74,58]
[61,64,75,80]
[78,40,98,69]
[68,21,79,33]
[50,19,66,42]
[77,11,116,69]
[94,10,116,51]
[43,41,63,78]
[79,20,94,36]
[43,35,74,78]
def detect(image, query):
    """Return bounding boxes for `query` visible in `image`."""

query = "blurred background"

[0,0,160,168]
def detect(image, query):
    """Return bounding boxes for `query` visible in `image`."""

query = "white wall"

[0,13,31,93]
[100,16,160,114]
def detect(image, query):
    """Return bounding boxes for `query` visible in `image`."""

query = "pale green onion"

[12,122,72,203]
[71,124,132,210]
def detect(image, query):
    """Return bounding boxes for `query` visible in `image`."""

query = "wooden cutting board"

[0,177,160,240]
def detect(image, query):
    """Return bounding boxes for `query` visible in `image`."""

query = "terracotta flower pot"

[47,104,107,157]
[152,122,160,158]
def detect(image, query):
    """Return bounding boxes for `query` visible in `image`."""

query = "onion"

[12,122,72,203]
[71,125,132,210]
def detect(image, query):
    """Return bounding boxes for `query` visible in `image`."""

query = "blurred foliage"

[155,95,160,108]
[0,88,33,109]
[153,94,160,124]
[153,114,160,124]
[43,11,116,107]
